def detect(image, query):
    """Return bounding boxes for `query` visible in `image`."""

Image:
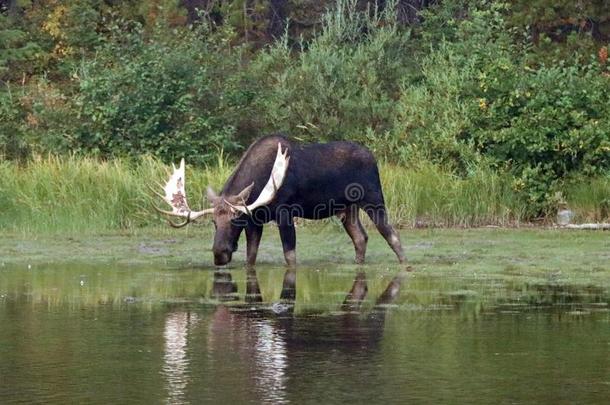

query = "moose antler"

[153,143,290,226]
[225,143,290,215]
[151,159,214,228]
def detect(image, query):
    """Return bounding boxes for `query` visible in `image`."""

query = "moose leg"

[341,271,368,311]
[364,205,406,263]
[278,224,297,266]
[277,209,297,266]
[340,206,368,264]
[278,224,296,266]
[245,223,263,267]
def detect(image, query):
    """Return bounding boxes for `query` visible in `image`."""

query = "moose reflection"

[161,268,407,403]
[210,266,406,321]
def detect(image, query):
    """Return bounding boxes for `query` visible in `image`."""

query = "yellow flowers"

[41,5,67,39]
[41,4,73,57]
[478,98,488,110]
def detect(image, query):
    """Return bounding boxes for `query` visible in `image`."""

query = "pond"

[1,261,609,404]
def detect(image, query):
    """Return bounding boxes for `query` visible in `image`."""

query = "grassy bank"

[2,227,609,291]
[0,156,609,234]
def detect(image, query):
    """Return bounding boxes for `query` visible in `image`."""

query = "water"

[1,263,609,404]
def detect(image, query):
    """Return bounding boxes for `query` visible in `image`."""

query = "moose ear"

[206,187,220,204]
[235,182,255,203]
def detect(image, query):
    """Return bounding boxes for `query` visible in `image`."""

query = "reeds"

[0,155,231,234]
[564,176,610,223]
[0,156,607,233]
[379,162,527,227]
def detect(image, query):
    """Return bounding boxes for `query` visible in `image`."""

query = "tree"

[267,0,287,39]
[0,14,43,83]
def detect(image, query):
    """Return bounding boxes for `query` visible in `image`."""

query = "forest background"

[1,0,609,232]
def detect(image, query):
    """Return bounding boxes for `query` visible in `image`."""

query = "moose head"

[152,143,290,266]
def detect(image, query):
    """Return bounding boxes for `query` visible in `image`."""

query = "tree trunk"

[181,0,222,24]
[1,0,20,17]
[267,0,288,40]
[376,0,437,25]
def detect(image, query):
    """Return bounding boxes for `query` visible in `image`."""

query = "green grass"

[0,156,608,234]
[380,162,527,227]
[0,155,232,234]
[1,227,608,309]
[564,175,610,223]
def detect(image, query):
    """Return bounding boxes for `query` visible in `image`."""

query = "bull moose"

[153,135,405,266]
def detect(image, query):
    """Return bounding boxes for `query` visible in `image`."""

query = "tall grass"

[0,155,232,234]
[564,176,610,223]
[379,162,527,227]
[0,156,607,234]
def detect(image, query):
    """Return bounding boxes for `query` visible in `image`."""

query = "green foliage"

[1,0,610,221]
[0,155,233,233]
[0,84,31,159]
[394,3,513,168]
[43,0,102,53]
[509,0,610,54]
[1,156,607,233]
[564,174,610,223]
[0,15,44,82]
[71,20,240,164]
[469,63,610,210]
[379,161,526,227]
[393,2,610,214]
[245,0,414,145]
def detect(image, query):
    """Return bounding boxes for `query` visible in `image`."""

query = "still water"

[0,263,609,404]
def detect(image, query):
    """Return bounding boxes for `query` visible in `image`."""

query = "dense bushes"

[393,4,610,213]
[469,63,610,209]
[71,21,242,165]
[246,0,413,145]
[1,19,244,164]
[1,0,609,218]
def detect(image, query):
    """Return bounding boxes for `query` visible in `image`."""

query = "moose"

[153,135,405,266]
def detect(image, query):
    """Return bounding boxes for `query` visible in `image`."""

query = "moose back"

[153,135,405,266]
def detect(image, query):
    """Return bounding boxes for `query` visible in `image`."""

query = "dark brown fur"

[208,135,405,266]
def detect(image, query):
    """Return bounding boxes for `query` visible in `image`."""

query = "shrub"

[0,84,34,160]
[469,63,610,211]
[245,0,414,146]
[71,20,241,165]
[393,2,610,214]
